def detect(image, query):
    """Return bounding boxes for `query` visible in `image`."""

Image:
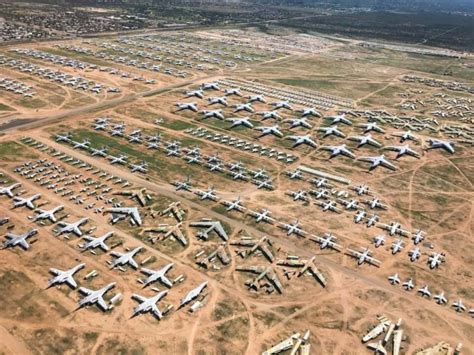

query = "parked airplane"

[225,88,242,96]
[234,103,254,113]
[287,190,308,202]
[412,230,425,245]
[56,218,88,237]
[110,247,142,269]
[90,146,108,157]
[391,239,405,254]
[108,154,128,165]
[132,291,168,319]
[346,247,381,266]
[201,82,220,90]
[326,113,352,125]
[418,285,431,298]
[47,263,85,289]
[354,210,366,223]
[30,205,64,222]
[104,207,142,226]
[80,232,113,252]
[408,247,421,262]
[191,220,228,241]
[2,229,38,250]
[258,111,282,121]
[286,169,303,180]
[285,117,312,129]
[388,273,400,285]
[248,209,275,223]
[358,122,385,134]
[77,282,116,311]
[434,292,447,305]
[0,183,20,198]
[347,134,383,148]
[185,89,204,99]
[195,187,218,201]
[366,198,388,210]
[140,263,174,288]
[392,130,419,143]
[12,193,41,209]
[201,109,225,120]
[178,281,208,308]
[320,144,355,159]
[272,101,293,110]
[428,252,445,269]
[173,178,192,191]
[255,125,284,138]
[286,135,317,148]
[378,222,410,237]
[226,117,253,128]
[426,138,455,154]
[403,278,414,290]
[278,220,306,237]
[383,145,420,159]
[373,235,385,248]
[55,133,71,142]
[358,155,397,171]
[248,94,266,103]
[300,107,321,117]
[312,233,343,251]
[452,299,466,312]
[208,96,228,106]
[318,125,346,138]
[130,162,148,173]
[176,102,198,112]
[221,197,246,212]
[231,236,274,262]
[72,139,90,150]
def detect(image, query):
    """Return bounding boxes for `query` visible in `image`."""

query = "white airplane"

[312,233,342,251]
[55,133,71,142]
[173,178,192,191]
[388,273,400,285]
[347,134,383,148]
[300,107,321,117]
[56,218,88,237]
[258,111,282,121]
[249,209,274,223]
[318,200,341,213]
[201,82,220,90]
[378,221,409,237]
[403,278,414,290]
[110,247,142,269]
[391,239,405,254]
[225,88,242,96]
[234,103,254,113]
[284,117,312,129]
[80,232,113,252]
[272,101,292,110]
[105,207,142,226]
[452,299,466,312]
[287,190,308,202]
[140,263,174,288]
[286,169,303,180]
[130,162,148,173]
[0,183,20,198]
[286,135,317,148]
[383,145,420,159]
[353,184,370,195]
[90,146,108,157]
[320,144,355,159]
[77,282,116,311]
[176,102,198,112]
[47,263,85,289]
[179,281,208,308]
[366,214,380,227]
[318,125,346,138]
[195,187,218,201]
[434,292,447,305]
[428,252,445,269]
[358,155,397,171]
[426,138,455,154]
[30,205,64,222]
[373,235,385,247]
[409,247,421,262]
[108,154,128,165]
[222,197,245,212]
[248,94,266,103]
[132,291,168,319]
[354,210,366,223]
[2,229,38,250]
[392,130,419,143]
[201,109,225,120]
[12,194,41,209]
[279,220,306,237]
[255,125,284,138]
[185,89,204,99]
[412,230,425,245]
[72,139,90,150]
[226,117,254,128]
[358,122,385,134]
[418,285,431,298]
[366,198,387,210]
[338,198,359,210]
[327,113,352,125]
[346,247,381,267]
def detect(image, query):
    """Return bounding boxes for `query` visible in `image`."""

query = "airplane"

[366,214,380,227]
[403,278,414,290]
[131,291,168,319]
[326,113,352,126]
[392,130,419,143]
[90,146,108,157]
[452,300,466,312]
[194,187,218,201]
[0,183,20,198]
[77,282,116,311]
[391,239,405,255]
[110,247,142,269]
[252,169,268,180]
[2,229,38,250]
[427,252,445,269]
[47,263,85,289]
[201,109,225,120]
[229,161,244,171]
[176,102,198,112]
[338,198,359,210]
[55,133,71,142]
[226,117,253,128]
[383,145,420,159]
[286,135,317,148]
[286,169,303,180]
[233,103,254,113]
[201,82,220,90]
[178,281,208,308]
[347,134,383,148]
[80,232,113,252]
[30,205,64,222]
[317,200,342,213]
[300,107,321,117]
[208,162,225,173]
[277,256,327,287]
[72,139,90,150]
[104,207,142,226]
[373,235,385,248]
[225,88,242,96]
[248,209,275,223]
[317,125,346,138]
[173,178,192,191]
[108,154,127,165]
[388,273,400,285]
[353,184,370,196]
[346,247,381,267]
[434,292,447,305]
[412,230,425,245]
[358,155,397,171]
[366,198,388,210]
[272,101,293,110]
[56,218,88,237]
[191,220,228,241]
[145,222,187,246]
[418,285,431,298]
[185,89,204,99]
[258,111,282,121]
[311,233,343,251]
[278,220,306,237]
[231,236,274,262]
[248,94,266,103]
[110,129,124,137]
[284,117,312,129]
[311,188,330,200]
[320,144,355,159]
[140,263,174,288]
[378,222,410,237]
[221,197,246,212]
[130,162,148,173]
[207,96,228,106]
[354,209,366,223]
[426,138,455,154]
[287,190,308,202]
[12,194,41,209]
[358,122,385,134]
[255,125,284,138]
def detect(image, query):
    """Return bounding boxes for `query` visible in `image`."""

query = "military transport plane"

[109,247,142,269]
[320,144,355,159]
[108,154,128,165]
[346,247,381,267]
[140,263,174,288]
[2,229,38,250]
[173,177,192,191]
[104,207,142,226]
[221,197,246,212]
[286,135,317,148]
[317,125,346,138]
[383,145,420,159]
[56,218,88,237]
[80,232,113,252]
[284,117,312,129]
[77,282,116,311]
[30,205,64,222]
[300,107,321,117]
[311,233,343,251]
[326,113,352,125]
[0,183,20,198]
[358,155,397,171]
[347,134,383,148]
[176,102,198,112]
[248,209,275,223]
[426,138,455,154]
[226,117,254,128]
[12,193,41,209]
[179,282,208,309]
[392,130,419,143]
[255,125,284,138]
[132,291,168,319]
[278,220,306,237]
[47,263,85,289]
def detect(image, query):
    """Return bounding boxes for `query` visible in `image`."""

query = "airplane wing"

[140,268,154,276]
[49,268,62,276]
[66,276,78,289]
[152,305,163,319]
[73,227,82,236]
[18,239,30,250]
[381,160,397,171]
[129,258,139,269]
[366,256,382,267]
[213,224,228,241]
[97,297,109,312]
[132,294,147,303]
[160,275,173,288]
[78,287,93,295]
